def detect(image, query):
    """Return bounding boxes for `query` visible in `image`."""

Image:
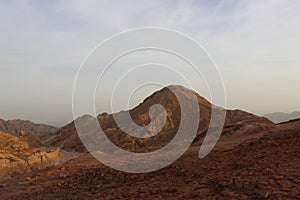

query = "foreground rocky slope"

[0,119,299,199]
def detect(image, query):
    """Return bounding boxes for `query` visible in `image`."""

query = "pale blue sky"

[0,0,300,126]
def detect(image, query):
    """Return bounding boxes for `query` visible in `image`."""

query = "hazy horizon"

[1,0,300,126]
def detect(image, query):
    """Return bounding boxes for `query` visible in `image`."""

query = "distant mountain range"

[264,111,300,123]
[0,118,58,139]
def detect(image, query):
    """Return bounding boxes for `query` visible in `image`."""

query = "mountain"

[49,85,272,153]
[0,118,58,139]
[264,111,300,123]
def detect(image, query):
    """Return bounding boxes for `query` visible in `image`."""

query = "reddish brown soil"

[1,120,299,199]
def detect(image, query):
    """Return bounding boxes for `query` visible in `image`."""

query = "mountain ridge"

[0,118,58,139]
[264,111,300,123]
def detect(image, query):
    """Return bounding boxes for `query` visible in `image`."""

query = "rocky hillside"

[0,131,61,181]
[1,117,299,199]
[0,119,58,139]
[49,85,272,153]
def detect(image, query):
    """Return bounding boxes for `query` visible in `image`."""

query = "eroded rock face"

[0,131,65,181]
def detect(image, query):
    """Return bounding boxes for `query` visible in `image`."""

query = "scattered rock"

[0,183,6,188]
[275,175,284,180]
